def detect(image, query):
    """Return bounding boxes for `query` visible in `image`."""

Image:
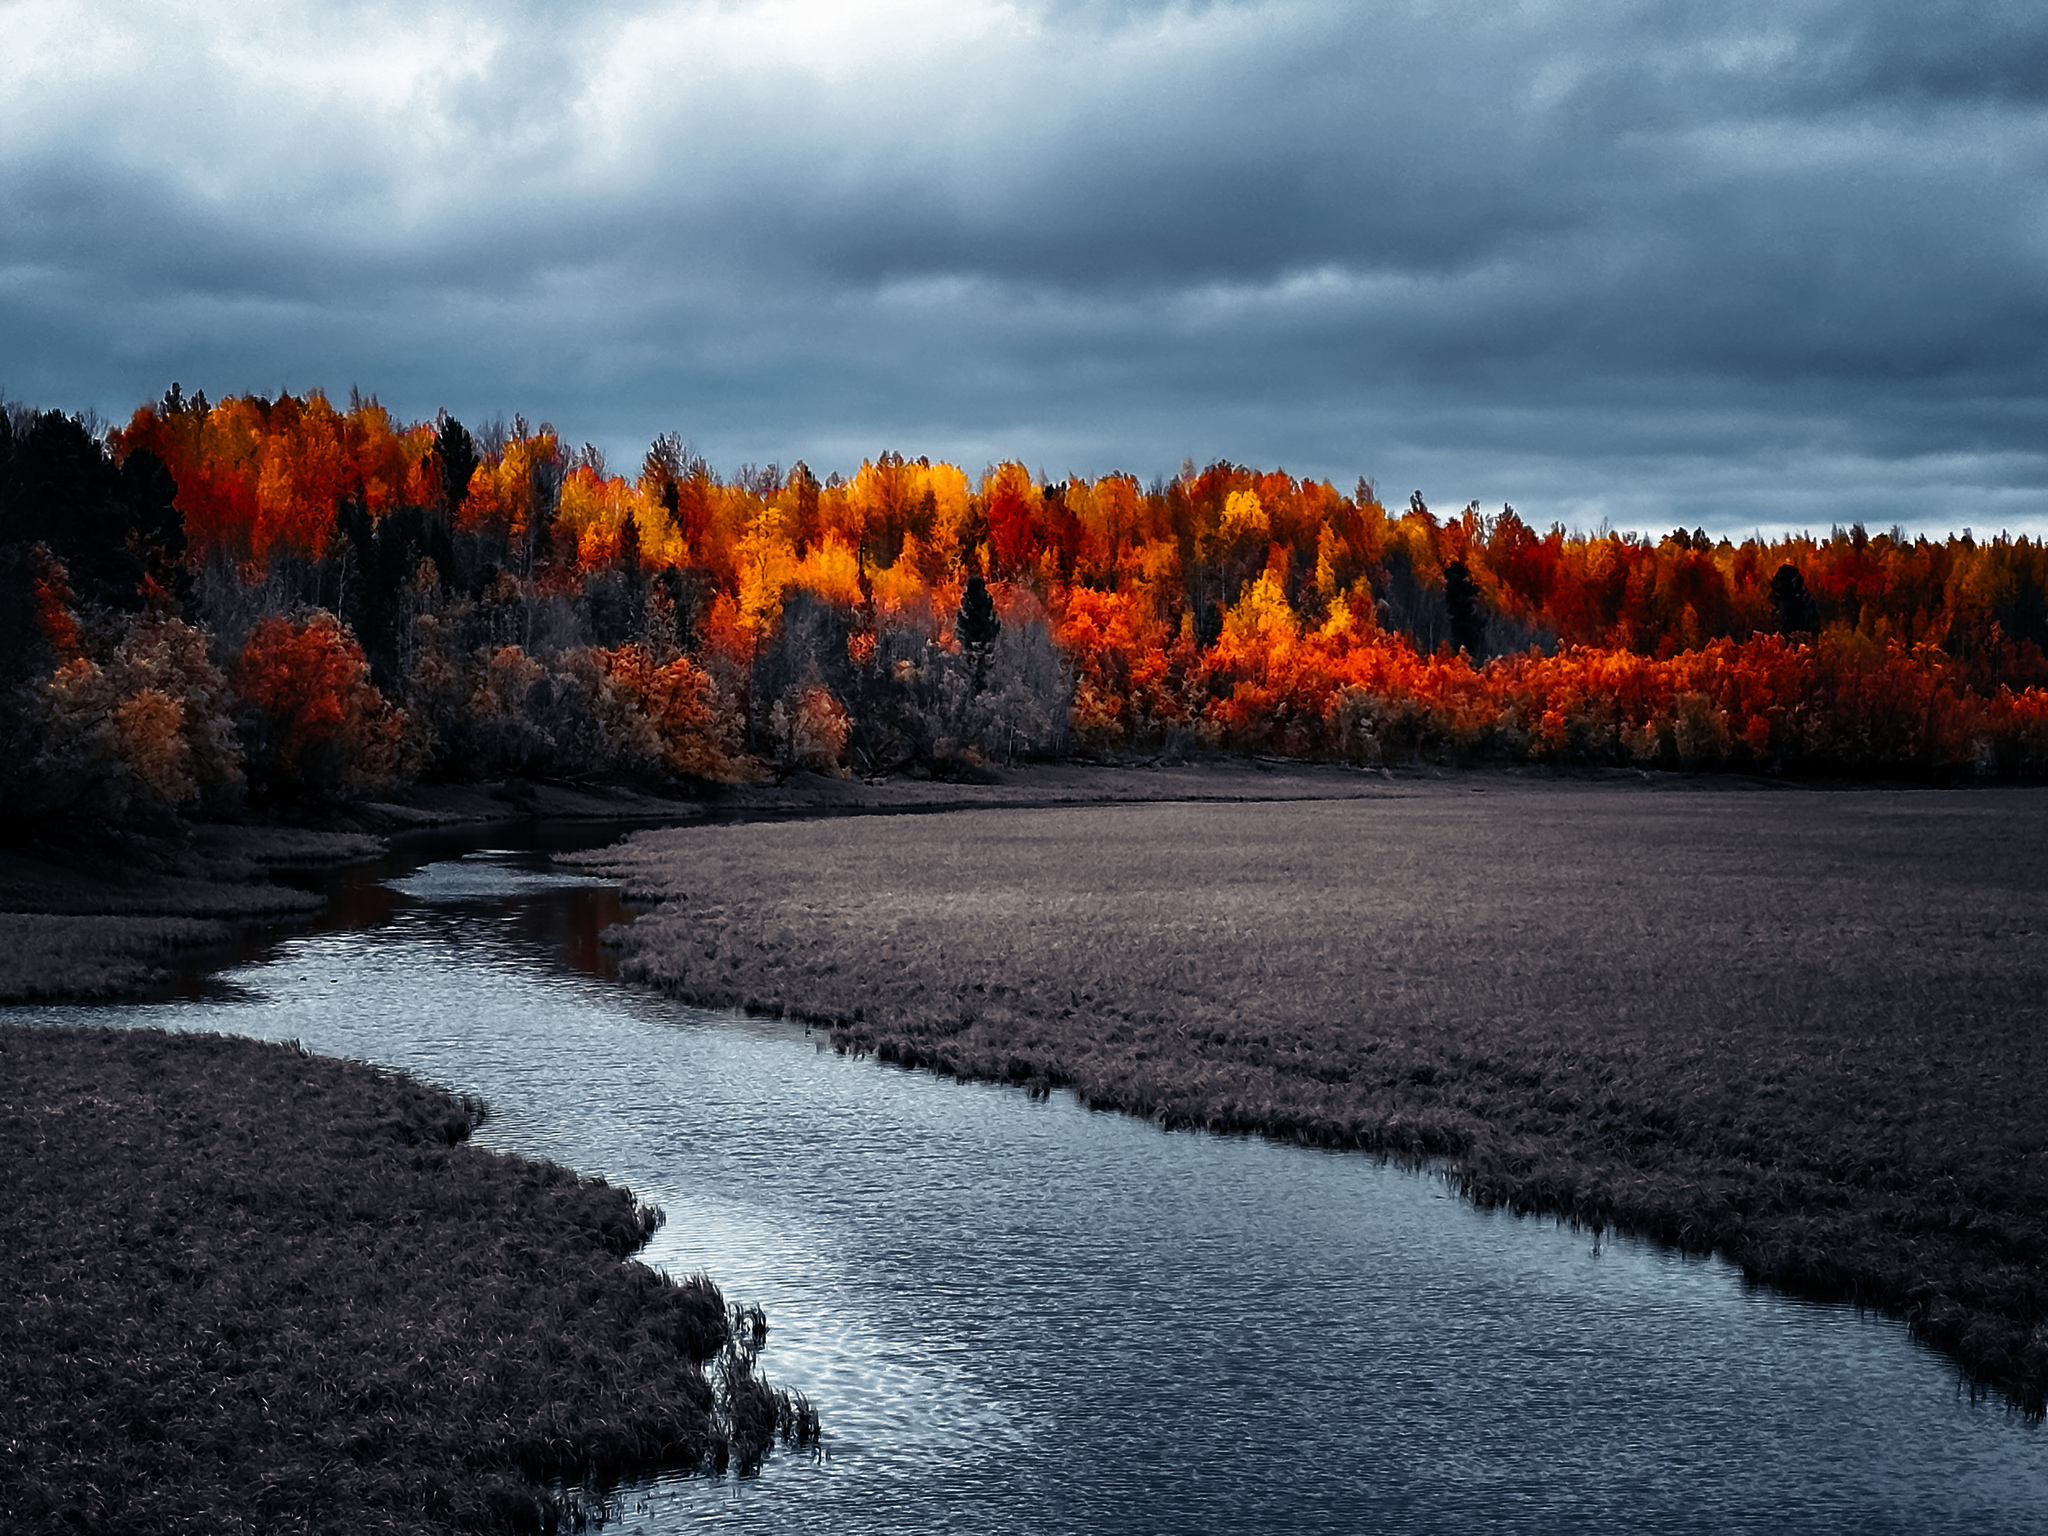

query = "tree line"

[4,384,2047,828]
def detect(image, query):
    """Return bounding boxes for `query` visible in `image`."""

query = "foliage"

[232,611,401,802]
[768,684,853,777]
[10,383,2048,832]
[6,550,242,825]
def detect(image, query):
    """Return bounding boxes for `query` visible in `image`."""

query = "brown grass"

[575,775,2048,1412]
[0,826,376,1003]
[0,1025,812,1534]
[0,914,240,1000]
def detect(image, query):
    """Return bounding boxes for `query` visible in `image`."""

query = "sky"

[3,0,2044,538]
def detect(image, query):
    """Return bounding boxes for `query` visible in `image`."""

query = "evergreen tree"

[434,412,479,519]
[957,573,1001,694]
[1,411,145,611]
[1444,558,1485,657]
[618,511,642,574]
[1770,562,1818,635]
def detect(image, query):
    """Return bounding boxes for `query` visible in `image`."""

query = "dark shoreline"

[0,758,1452,1006]
[0,776,710,1005]
[0,1024,817,1535]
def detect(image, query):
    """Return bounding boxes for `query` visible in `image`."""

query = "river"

[8,823,2044,1533]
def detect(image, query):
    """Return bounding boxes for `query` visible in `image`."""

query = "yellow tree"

[735,500,795,646]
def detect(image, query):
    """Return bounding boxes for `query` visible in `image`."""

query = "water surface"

[11,829,2042,1533]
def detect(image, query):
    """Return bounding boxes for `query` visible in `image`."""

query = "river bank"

[0,777,701,1003]
[572,777,2048,1414]
[0,1023,815,1535]
[9,830,2041,1532]
[0,760,1393,1005]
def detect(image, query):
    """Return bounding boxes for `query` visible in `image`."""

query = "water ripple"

[7,840,2042,1534]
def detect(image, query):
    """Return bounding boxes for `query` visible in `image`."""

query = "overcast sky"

[4,0,2044,537]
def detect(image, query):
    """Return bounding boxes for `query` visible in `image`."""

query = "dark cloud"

[2,0,2042,535]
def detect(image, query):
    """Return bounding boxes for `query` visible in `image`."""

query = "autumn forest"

[6,384,2048,824]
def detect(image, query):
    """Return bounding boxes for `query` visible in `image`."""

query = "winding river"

[9,824,2045,1533]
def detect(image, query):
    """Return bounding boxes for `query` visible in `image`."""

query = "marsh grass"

[579,778,2048,1413]
[0,1025,811,1534]
[0,913,239,999]
[0,825,378,1003]
[712,1341,818,1475]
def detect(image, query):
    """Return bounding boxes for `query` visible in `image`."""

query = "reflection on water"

[9,831,2044,1534]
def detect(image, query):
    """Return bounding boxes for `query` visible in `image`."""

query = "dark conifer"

[787,461,821,554]
[618,511,642,575]
[957,573,1001,693]
[1770,562,1818,635]
[1444,558,1485,658]
[119,448,187,605]
[434,411,479,519]
[1,411,144,610]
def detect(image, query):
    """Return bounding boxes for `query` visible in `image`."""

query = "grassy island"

[0,1024,814,1535]
[575,774,2048,1414]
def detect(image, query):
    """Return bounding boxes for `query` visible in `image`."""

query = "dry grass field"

[577,778,2048,1411]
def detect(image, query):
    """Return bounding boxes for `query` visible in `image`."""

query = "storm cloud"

[3,0,2043,534]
